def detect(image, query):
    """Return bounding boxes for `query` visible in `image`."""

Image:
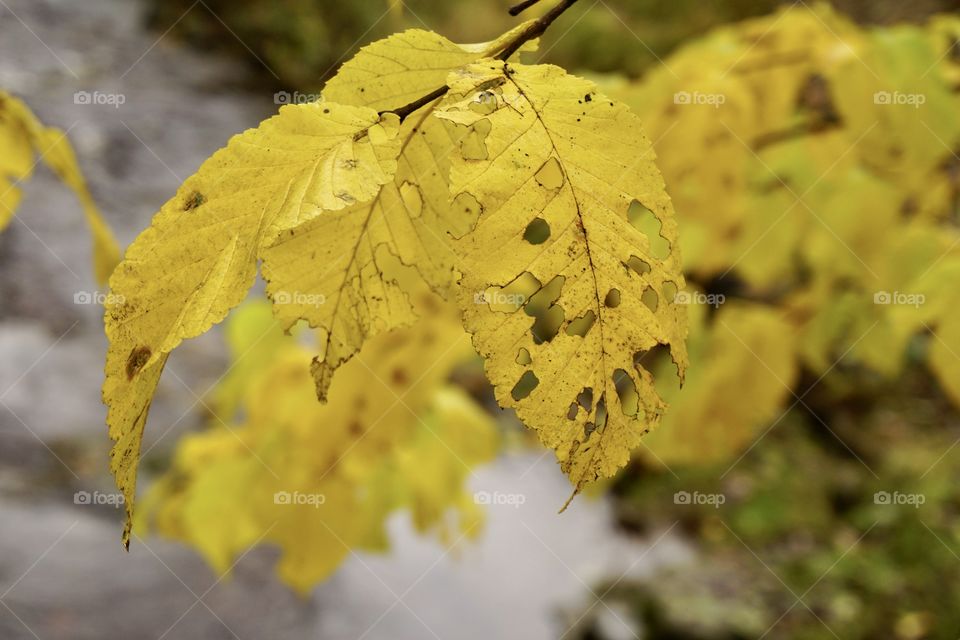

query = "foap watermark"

[74,490,124,507]
[274,491,326,508]
[474,490,526,508]
[273,291,326,307]
[673,91,726,108]
[874,290,924,308]
[674,291,725,308]
[473,291,527,306]
[74,91,126,109]
[874,490,925,508]
[274,91,322,105]
[674,490,726,508]
[74,290,125,305]
[873,91,926,108]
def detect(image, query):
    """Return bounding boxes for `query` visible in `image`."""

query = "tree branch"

[381,0,580,121]
[508,0,545,17]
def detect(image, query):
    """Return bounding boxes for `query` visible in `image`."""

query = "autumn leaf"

[104,102,401,546]
[0,90,119,284]
[436,61,688,493]
[262,25,542,400]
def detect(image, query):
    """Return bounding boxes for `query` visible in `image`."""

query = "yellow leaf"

[104,102,401,547]
[0,90,119,283]
[261,26,544,400]
[319,26,540,293]
[436,61,688,493]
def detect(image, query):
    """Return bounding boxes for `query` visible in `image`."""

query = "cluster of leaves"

[104,7,689,550]
[138,288,498,593]
[568,6,960,638]
[0,90,118,284]
[596,3,960,466]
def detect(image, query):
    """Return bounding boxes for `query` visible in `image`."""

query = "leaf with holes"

[436,61,688,495]
[262,25,541,400]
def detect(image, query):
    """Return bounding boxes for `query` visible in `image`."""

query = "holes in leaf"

[604,288,621,308]
[525,275,565,344]
[531,307,564,344]
[585,394,608,438]
[461,118,492,160]
[634,343,671,375]
[482,271,539,312]
[628,200,671,260]
[567,402,579,420]
[625,256,651,277]
[535,157,564,189]
[565,310,596,337]
[641,287,659,313]
[516,347,532,366]
[662,281,679,304]
[577,387,594,413]
[469,91,499,115]
[614,369,639,417]
[523,217,551,245]
[511,370,539,401]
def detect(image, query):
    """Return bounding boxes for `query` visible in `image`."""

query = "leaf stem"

[508,0,545,17]
[381,0,580,121]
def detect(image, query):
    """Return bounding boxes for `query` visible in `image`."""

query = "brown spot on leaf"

[183,191,205,211]
[391,367,409,387]
[126,346,152,380]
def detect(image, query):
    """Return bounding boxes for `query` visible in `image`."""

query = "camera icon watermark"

[473,291,527,306]
[473,490,526,508]
[273,490,326,508]
[873,91,926,108]
[874,490,925,508]
[674,490,726,508]
[274,91,323,105]
[74,291,125,305]
[74,91,126,109]
[74,490,125,507]
[873,290,924,309]
[673,91,726,108]
[673,291,725,308]
[272,290,326,307]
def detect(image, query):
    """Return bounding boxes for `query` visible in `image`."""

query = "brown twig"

[509,0,545,16]
[382,0,580,121]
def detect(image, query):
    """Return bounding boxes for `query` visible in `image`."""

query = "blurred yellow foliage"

[0,90,119,284]
[139,294,498,593]
[602,4,960,465]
